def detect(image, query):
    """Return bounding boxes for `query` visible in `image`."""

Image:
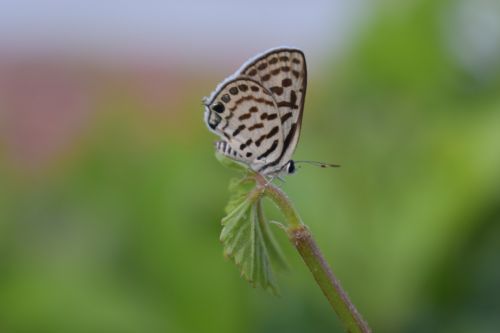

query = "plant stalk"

[256,174,371,333]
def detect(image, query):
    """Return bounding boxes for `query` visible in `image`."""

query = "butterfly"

[203,46,338,177]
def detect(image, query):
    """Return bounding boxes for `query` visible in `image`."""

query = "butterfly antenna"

[294,160,340,168]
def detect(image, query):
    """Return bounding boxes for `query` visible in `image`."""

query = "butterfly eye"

[212,102,225,113]
[286,160,296,174]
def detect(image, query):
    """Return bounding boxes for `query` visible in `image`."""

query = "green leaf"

[220,177,288,295]
[256,201,289,272]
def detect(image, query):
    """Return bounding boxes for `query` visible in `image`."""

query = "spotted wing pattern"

[237,48,306,174]
[205,78,284,171]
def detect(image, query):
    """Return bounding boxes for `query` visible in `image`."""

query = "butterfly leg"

[264,175,276,187]
[276,175,286,183]
[263,174,287,187]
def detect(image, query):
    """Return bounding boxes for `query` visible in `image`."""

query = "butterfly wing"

[237,47,307,174]
[204,78,285,172]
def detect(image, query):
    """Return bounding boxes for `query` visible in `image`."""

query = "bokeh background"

[1,0,500,332]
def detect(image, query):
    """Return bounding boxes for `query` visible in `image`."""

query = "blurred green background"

[1,0,500,332]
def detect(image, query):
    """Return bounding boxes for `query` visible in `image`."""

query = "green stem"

[258,175,371,333]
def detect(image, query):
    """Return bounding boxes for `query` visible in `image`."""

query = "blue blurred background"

[1,0,500,332]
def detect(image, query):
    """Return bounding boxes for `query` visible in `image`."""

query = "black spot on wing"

[266,126,279,138]
[229,87,239,95]
[212,103,225,113]
[260,112,277,120]
[233,124,245,136]
[239,139,253,150]
[257,63,268,70]
[239,113,252,121]
[282,78,292,87]
[257,140,278,160]
[270,86,283,96]
[290,90,297,104]
[281,112,293,122]
[248,123,264,131]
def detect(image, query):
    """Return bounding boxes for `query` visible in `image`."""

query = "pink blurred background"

[0,0,365,171]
